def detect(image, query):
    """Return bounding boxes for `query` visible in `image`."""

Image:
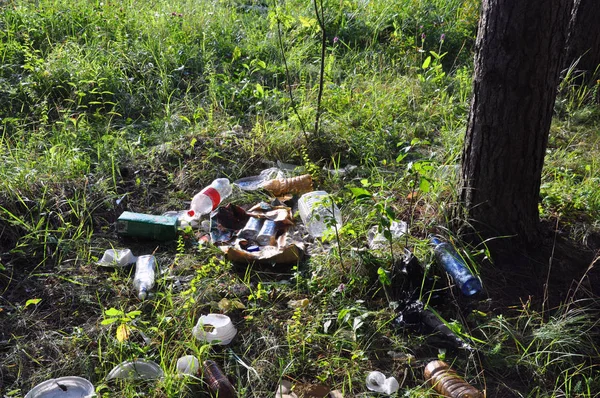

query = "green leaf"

[255,83,264,97]
[100,318,118,325]
[377,267,391,286]
[419,178,431,193]
[348,187,372,200]
[104,308,124,317]
[126,310,142,318]
[422,56,431,69]
[232,46,241,61]
[25,298,42,308]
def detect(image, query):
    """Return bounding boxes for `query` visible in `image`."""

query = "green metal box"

[117,211,178,241]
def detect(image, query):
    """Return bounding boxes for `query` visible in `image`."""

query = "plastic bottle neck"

[430,236,441,246]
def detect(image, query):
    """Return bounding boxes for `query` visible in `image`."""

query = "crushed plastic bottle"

[190,178,232,216]
[133,255,156,300]
[298,191,342,238]
[424,360,483,398]
[430,236,482,297]
[261,174,313,196]
[233,168,285,191]
[367,220,408,250]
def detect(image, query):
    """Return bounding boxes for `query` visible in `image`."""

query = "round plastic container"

[106,359,164,380]
[192,314,237,345]
[25,376,95,398]
[177,355,200,376]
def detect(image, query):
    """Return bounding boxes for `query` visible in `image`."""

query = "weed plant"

[0,0,599,397]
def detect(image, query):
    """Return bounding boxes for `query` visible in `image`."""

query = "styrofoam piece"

[176,355,200,375]
[366,371,399,395]
[97,249,137,267]
[192,314,237,345]
[25,376,95,398]
[106,359,164,380]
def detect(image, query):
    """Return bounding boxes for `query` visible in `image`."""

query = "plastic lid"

[106,359,164,380]
[25,376,95,398]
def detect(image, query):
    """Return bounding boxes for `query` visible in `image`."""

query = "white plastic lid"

[25,376,95,398]
[106,359,164,380]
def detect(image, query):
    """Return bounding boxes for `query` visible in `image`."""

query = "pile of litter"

[26,166,484,398]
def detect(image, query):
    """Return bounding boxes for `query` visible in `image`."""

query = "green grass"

[1,0,599,397]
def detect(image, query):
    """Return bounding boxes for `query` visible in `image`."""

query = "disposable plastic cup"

[177,355,200,376]
[192,314,237,345]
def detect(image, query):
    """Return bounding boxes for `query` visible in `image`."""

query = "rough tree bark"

[459,0,571,246]
[563,0,600,83]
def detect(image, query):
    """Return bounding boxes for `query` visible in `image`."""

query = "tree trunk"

[459,0,571,246]
[563,0,600,83]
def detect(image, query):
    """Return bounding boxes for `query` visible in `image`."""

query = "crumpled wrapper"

[213,203,304,265]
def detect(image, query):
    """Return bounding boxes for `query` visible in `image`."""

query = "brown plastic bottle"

[424,360,483,398]
[203,360,236,398]
[261,174,313,196]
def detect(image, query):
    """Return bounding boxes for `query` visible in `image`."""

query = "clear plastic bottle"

[430,236,482,297]
[133,255,156,300]
[298,191,342,238]
[190,178,232,216]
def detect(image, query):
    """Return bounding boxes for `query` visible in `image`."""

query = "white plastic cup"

[192,314,237,345]
[298,191,342,238]
[177,355,200,376]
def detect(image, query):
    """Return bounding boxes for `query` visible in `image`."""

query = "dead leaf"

[116,323,131,342]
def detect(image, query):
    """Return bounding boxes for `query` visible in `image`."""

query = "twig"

[273,0,310,146]
[312,0,326,140]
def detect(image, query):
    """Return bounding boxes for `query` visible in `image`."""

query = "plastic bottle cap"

[188,210,195,217]
[138,289,147,300]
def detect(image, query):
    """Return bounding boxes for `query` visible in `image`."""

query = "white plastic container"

[97,248,137,267]
[192,314,237,345]
[25,376,95,398]
[133,255,156,300]
[176,355,200,376]
[106,359,164,380]
[190,178,232,216]
[298,191,342,238]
